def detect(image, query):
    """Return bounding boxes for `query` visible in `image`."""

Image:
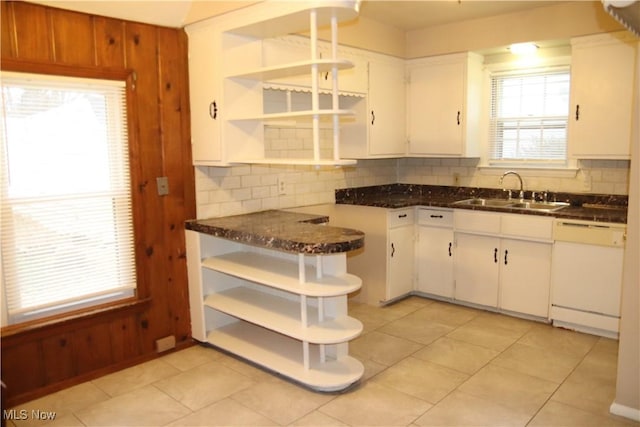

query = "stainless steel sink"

[454,198,515,207]
[453,198,569,212]
[509,201,569,212]
[511,201,569,211]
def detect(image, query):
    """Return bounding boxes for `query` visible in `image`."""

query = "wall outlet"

[156,176,169,196]
[277,175,287,195]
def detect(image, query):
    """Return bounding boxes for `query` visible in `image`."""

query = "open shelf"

[230,158,357,166]
[201,251,362,296]
[227,1,360,39]
[207,321,364,391]
[229,59,353,81]
[204,287,363,344]
[228,109,355,122]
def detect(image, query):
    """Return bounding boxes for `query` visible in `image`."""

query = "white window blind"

[489,67,570,164]
[0,72,136,325]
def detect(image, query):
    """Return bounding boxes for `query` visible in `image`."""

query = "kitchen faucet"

[500,171,524,201]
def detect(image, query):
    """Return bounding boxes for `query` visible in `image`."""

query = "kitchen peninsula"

[185,210,365,391]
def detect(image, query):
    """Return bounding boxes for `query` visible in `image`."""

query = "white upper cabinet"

[406,52,483,157]
[568,31,637,159]
[341,54,407,158]
[368,57,407,157]
[187,24,222,165]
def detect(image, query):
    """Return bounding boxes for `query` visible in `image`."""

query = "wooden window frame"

[0,59,150,336]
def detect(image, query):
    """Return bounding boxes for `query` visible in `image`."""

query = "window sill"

[477,164,579,179]
[1,297,151,339]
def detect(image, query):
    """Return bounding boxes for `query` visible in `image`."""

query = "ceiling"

[357,1,564,31]
[28,0,569,30]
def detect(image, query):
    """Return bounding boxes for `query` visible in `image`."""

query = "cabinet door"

[387,225,415,301]
[368,59,406,156]
[417,226,454,298]
[454,233,500,307]
[187,24,222,163]
[568,33,636,159]
[407,59,463,156]
[318,48,368,94]
[499,239,551,318]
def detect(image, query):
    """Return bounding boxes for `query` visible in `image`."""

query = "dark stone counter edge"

[335,184,628,224]
[185,214,365,255]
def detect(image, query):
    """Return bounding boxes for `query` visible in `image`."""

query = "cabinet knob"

[430,214,443,218]
[371,110,375,125]
[494,248,498,263]
[398,214,407,218]
[209,101,218,120]
[504,249,508,265]
[575,104,580,121]
[457,111,460,125]
[391,243,395,258]
[448,242,452,257]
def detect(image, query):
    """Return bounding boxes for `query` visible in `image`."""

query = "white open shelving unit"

[219,1,361,166]
[186,230,365,391]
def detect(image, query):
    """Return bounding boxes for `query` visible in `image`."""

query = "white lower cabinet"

[499,239,552,318]
[315,204,555,321]
[186,230,364,391]
[416,208,454,298]
[315,205,414,305]
[453,210,553,318]
[454,233,501,307]
[387,210,415,301]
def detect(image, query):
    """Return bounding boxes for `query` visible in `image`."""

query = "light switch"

[156,176,169,196]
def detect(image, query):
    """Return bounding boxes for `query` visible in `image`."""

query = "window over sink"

[488,66,571,166]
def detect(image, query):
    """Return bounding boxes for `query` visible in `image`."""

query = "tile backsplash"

[398,158,631,195]
[194,127,630,218]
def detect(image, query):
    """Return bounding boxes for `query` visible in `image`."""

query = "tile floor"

[7,296,640,427]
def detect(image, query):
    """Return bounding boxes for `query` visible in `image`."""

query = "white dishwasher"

[550,219,626,338]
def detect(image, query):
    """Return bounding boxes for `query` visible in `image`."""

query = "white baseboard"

[610,402,640,422]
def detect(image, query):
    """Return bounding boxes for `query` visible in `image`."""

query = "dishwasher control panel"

[553,220,626,247]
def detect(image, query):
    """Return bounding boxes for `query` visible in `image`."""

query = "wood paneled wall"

[0,1,196,407]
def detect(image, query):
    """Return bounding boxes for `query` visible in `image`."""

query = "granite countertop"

[335,184,628,224]
[185,210,364,254]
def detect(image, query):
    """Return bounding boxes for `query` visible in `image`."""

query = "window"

[0,72,136,325]
[488,67,570,165]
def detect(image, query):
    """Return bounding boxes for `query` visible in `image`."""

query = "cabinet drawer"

[418,208,453,227]
[454,210,501,234]
[501,214,553,241]
[388,209,415,228]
